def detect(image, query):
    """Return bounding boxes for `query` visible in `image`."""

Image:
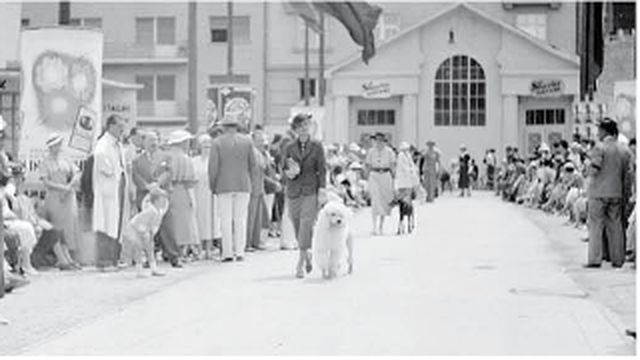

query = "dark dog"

[390,194,415,235]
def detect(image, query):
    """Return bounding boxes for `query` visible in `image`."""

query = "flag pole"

[318,12,325,106]
[227,0,234,76]
[188,1,198,134]
[304,20,310,107]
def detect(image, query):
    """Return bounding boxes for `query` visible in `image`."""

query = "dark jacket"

[283,138,326,199]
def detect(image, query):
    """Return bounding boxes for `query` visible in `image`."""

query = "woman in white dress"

[192,134,219,259]
[365,133,396,235]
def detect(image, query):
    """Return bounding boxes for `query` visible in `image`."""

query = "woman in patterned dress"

[157,130,199,260]
[40,133,82,262]
[365,133,396,235]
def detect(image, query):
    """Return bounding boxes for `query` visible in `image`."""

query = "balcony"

[103,41,189,65]
[137,101,188,119]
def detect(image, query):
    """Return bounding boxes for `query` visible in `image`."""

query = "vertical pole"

[304,20,310,107]
[0,195,4,298]
[318,13,325,106]
[58,1,71,25]
[227,1,234,77]
[188,1,198,134]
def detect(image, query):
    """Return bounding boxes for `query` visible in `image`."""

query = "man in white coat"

[93,114,129,270]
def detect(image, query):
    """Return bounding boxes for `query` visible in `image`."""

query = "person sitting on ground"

[6,174,80,271]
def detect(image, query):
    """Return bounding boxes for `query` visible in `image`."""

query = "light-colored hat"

[460,144,467,150]
[399,141,410,151]
[349,161,363,170]
[349,143,360,152]
[426,140,435,146]
[46,133,64,148]
[538,143,551,152]
[220,114,240,126]
[167,130,193,145]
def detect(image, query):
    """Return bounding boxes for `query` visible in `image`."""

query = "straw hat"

[399,141,411,151]
[166,130,193,145]
[46,133,64,148]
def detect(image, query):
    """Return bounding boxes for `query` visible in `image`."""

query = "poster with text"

[20,27,103,183]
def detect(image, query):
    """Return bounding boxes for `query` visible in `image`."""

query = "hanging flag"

[579,2,604,98]
[313,2,382,64]
[287,1,322,33]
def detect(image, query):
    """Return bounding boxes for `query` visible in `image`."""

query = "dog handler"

[282,113,327,278]
[365,133,396,235]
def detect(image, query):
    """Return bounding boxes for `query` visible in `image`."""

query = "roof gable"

[328,2,578,76]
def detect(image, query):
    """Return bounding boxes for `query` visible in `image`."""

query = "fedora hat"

[167,130,193,145]
[46,133,64,148]
[220,114,241,126]
[371,132,386,140]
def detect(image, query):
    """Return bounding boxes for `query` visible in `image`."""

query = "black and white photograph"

[0,0,636,356]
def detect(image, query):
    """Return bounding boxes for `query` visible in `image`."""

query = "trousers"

[218,192,250,259]
[588,197,626,267]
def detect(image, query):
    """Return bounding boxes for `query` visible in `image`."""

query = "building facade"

[325,2,580,162]
[19,1,584,162]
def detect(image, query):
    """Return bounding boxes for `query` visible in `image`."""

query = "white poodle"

[313,195,354,279]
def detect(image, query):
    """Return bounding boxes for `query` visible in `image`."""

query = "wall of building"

[595,32,636,110]
[0,2,22,68]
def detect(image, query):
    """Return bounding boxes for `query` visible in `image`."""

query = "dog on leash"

[313,196,354,279]
[390,191,415,235]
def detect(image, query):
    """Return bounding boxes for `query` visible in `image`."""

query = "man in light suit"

[93,114,129,271]
[208,115,257,262]
[283,113,327,278]
[586,118,633,268]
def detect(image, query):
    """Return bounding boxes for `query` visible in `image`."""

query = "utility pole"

[58,1,71,25]
[227,1,234,76]
[318,13,325,106]
[188,1,198,134]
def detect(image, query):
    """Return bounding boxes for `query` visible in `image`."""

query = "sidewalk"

[511,199,636,334]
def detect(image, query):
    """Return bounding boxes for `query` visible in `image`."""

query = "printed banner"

[614,80,636,138]
[20,27,103,183]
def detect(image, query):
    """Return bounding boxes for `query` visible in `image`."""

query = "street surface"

[4,192,636,355]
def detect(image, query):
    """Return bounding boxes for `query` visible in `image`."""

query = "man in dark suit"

[132,131,181,268]
[283,113,327,278]
[586,118,633,268]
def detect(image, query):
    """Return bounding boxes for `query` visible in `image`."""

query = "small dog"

[390,192,415,235]
[313,197,354,279]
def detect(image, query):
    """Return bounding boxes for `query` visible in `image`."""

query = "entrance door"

[350,97,401,148]
[524,108,567,155]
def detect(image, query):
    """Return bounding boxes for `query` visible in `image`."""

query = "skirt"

[367,171,394,217]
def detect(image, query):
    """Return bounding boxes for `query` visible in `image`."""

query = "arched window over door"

[434,55,486,127]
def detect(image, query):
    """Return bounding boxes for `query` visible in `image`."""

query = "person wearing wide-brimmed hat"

[156,129,199,262]
[209,114,257,262]
[365,132,396,235]
[39,132,82,263]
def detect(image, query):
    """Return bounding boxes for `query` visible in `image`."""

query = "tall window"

[210,16,251,44]
[357,110,396,126]
[375,12,401,41]
[434,55,486,127]
[21,18,30,27]
[516,14,547,40]
[136,17,176,45]
[299,78,317,100]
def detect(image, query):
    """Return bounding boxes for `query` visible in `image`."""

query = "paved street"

[6,192,636,355]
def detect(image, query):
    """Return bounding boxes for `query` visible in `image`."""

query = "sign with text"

[103,86,137,134]
[362,81,391,99]
[19,27,103,184]
[530,79,564,97]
